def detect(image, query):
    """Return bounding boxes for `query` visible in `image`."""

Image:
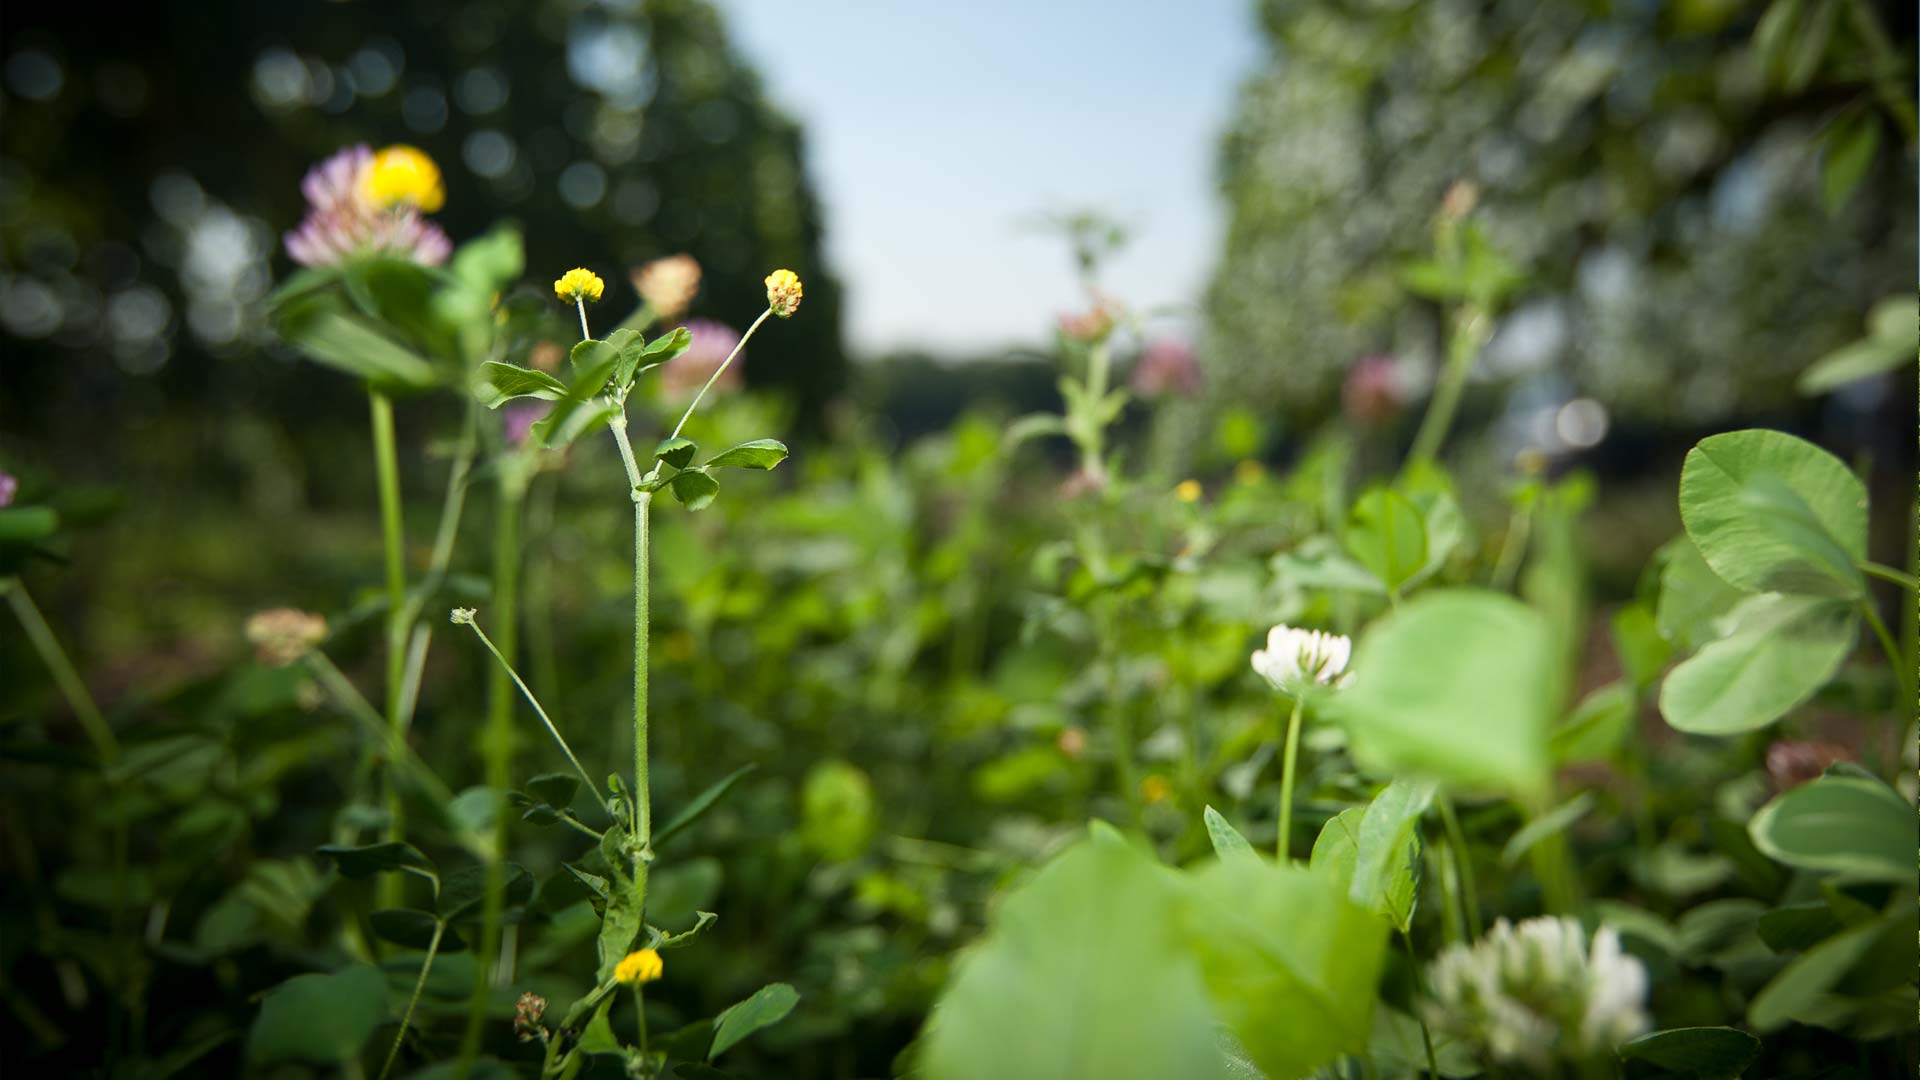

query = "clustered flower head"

[553,268,605,305]
[1130,339,1202,399]
[633,254,702,320]
[1424,916,1650,1073]
[449,607,477,625]
[1174,479,1202,504]
[1342,355,1406,428]
[614,948,664,986]
[284,144,451,269]
[244,608,329,667]
[1057,295,1121,344]
[512,991,547,1042]
[1251,623,1352,693]
[660,319,746,400]
[0,470,16,508]
[764,269,803,318]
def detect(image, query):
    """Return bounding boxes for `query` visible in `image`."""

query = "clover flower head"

[764,269,803,317]
[660,319,745,399]
[503,401,548,448]
[1131,339,1202,398]
[245,608,329,667]
[0,470,16,508]
[1251,624,1352,692]
[632,254,701,320]
[449,607,477,625]
[614,948,664,986]
[1424,917,1649,1073]
[360,145,445,213]
[1140,774,1172,805]
[554,268,605,305]
[1057,296,1120,344]
[1342,355,1406,428]
[1174,479,1202,504]
[512,991,547,1042]
[1234,459,1266,486]
[284,144,451,269]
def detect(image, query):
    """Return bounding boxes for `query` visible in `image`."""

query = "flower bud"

[764,269,803,318]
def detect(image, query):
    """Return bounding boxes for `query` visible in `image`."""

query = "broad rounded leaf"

[1344,488,1427,593]
[247,965,389,1065]
[1618,1027,1760,1078]
[1747,773,1914,883]
[369,908,465,952]
[1658,594,1854,735]
[1678,429,1866,598]
[437,863,533,922]
[1329,589,1559,801]
[475,361,567,408]
[524,772,580,811]
[668,468,721,511]
[315,841,434,879]
[654,437,698,470]
[705,439,789,471]
[708,982,800,1059]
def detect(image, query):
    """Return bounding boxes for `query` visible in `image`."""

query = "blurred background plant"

[1,1,1915,1078]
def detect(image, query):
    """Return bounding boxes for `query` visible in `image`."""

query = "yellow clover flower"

[1174,479,1202,504]
[554,268,606,304]
[360,145,445,213]
[764,268,803,318]
[614,948,664,986]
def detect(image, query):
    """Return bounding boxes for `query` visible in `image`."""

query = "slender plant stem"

[1859,597,1914,720]
[1276,695,1306,861]
[1436,797,1482,938]
[632,987,648,1052]
[379,919,446,1080]
[457,477,525,1075]
[1400,928,1441,1080]
[1405,306,1487,470]
[605,417,654,846]
[305,653,459,811]
[668,307,772,441]
[396,406,480,725]
[369,389,410,912]
[4,579,118,763]
[1860,560,1919,592]
[461,618,611,815]
[575,297,591,342]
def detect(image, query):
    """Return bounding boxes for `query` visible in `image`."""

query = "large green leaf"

[1177,857,1388,1079]
[1329,589,1559,801]
[247,965,389,1065]
[475,362,567,408]
[1678,429,1867,598]
[1747,913,1885,1031]
[1346,779,1433,931]
[708,983,800,1059]
[1658,594,1855,735]
[276,303,440,391]
[920,840,1228,1080]
[1747,773,1914,883]
[1617,1026,1760,1078]
[705,439,790,471]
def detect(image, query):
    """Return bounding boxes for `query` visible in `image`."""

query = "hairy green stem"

[1276,696,1305,861]
[379,919,446,1080]
[606,417,654,847]
[369,389,410,911]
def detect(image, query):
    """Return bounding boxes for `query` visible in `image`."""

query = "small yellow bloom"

[1174,479,1202,504]
[614,948,664,986]
[1140,774,1173,805]
[764,268,803,318]
[361,145,445,212]
[1235,459,1266,485]
[554,268,606,304]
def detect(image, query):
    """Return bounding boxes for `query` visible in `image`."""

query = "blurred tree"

[0,0,845,481]
[1203,0,1916,431]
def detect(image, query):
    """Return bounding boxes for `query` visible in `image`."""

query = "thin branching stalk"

[1405,306,1486,470]
[379,919,446,1080]
[460,618,612,816]
[668,308,773,441]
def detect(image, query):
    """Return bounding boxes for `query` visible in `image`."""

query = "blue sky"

[716,1,1265,355]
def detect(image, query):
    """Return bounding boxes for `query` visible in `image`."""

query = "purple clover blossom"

[0,471,15,508]
[1130,339,1202,399]
[660,319,745,399]
[502,400,547,448]
[284,145,451,268]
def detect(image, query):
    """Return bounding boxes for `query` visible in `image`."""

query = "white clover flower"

[1425,916,1650,1073]
[1250,624,1352,693]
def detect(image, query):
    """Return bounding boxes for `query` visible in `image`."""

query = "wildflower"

[553,268,605,305]
[245,608,329,667]
[503,401,547,448]
[1057,295,1120,343]
[1130,339,1202,398]
[0,470,15,507]
[1059,464,1108,500]
[284,145,451,268]
[1140,774,1172,805]
[1440,178,1480,222]
[513,991,547,1042]
[1341,355,1405,428]
[449,607,477,625]
[764,269,803,318]
[1424,917,1649,1073]
[1056,727,1087,758]
[1234,459,1266,486]
[614,948,664,986]
[1251,624,1352,693]
[1174,479,1202,504]
[359,145,445,213]
[632,254,701,320]
[659,319,745,400]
